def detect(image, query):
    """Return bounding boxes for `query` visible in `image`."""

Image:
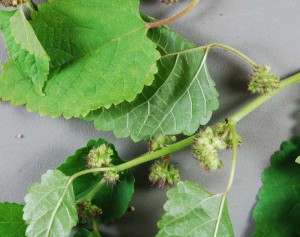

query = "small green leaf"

[86,19,218,142]
[0,9,49,94]
[57,138,135,224]
[253,136,300,237]
[0,203,27,237]
[0,0,160,118]
[295,156,300,164]
[156,181,234,237]
[23,170,78,237]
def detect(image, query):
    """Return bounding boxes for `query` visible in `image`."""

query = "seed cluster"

[149,161,180,188]
[86,144,119,185]
[0,0,27,7]
[248,65,280,95]
[192,122,242,171]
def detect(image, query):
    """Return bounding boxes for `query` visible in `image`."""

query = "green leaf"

[23,170,78,237]
[0,9,49,94]
[295,156,300,164]
[253,136,300,237]
[85,21,218,142]
[0,203,27,237]
[57,138,135,224]
[74,228,92,237]
[157,181,234,237]
[0,0,160,118]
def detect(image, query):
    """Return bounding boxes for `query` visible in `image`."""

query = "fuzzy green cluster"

[193,122,242,171]
[76,200,102,223]
[248,65,280,95]
[149,162,180,188]
[150,135,176,152]
[103,170,120,185]
[87,144,113,168]
[86,144,119,185]
[0,0,27,7]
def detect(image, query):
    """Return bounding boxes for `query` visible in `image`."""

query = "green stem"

[69,73,300,181]
[146,0,201,29]
[208,43,259,69]
[231,73,300,123]
[160,43,258,69]
[213,123,238,237]
[77,179,106,202]
[92,219,101,237]
[25,0,36,12]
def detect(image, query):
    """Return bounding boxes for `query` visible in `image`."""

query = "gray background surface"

[1,0,300,236]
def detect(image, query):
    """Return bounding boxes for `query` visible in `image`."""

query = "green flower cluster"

[193,122,242,171]
[76,200,102,223]
[248,65,280,95]
[87,144,113,168]
[149,162,180,188]
[86,144,119,185]
[150,135,176,152]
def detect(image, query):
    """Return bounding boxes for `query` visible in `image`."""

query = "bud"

[86,144,113,168]
[248,65,280,95]
[103,170,119,185]
[150,135,176,152]
[76,200,102,223]
[149,161,180,188]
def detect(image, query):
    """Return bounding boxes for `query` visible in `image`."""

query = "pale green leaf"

[0,9,49,94]
[0,203,26,237]
[0,0,160,118]
[23,170,78,237]
[86,22,218,142]
[156,181,234,237]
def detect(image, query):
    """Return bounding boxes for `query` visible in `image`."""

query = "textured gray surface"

[0,1,300,236]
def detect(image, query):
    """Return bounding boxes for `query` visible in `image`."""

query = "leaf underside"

[253,136,300,237]
[57,138,135,224]
[0,0,160,118]
[156,181,234,237]
[0,203,27,237]
[23,170,78,237]
[85,21,219,142]
[0,9,49,94]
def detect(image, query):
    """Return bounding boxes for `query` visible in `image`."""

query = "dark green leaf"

[74,228,92,237]
[57,138,135,223]
[157,181,234,237]
[86,20,218,142]
[0,0,159,118]
[253,136,300,237]
[0,203,26,237]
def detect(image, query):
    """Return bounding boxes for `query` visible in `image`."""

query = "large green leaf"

[157,181,234,237]
[0,203,26,237]
[0,9,49,94]
[57,138,135,224]
[0,0,160,118]
[23,170,78,237]
[85,23,219,142]
[253,136,300,237]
